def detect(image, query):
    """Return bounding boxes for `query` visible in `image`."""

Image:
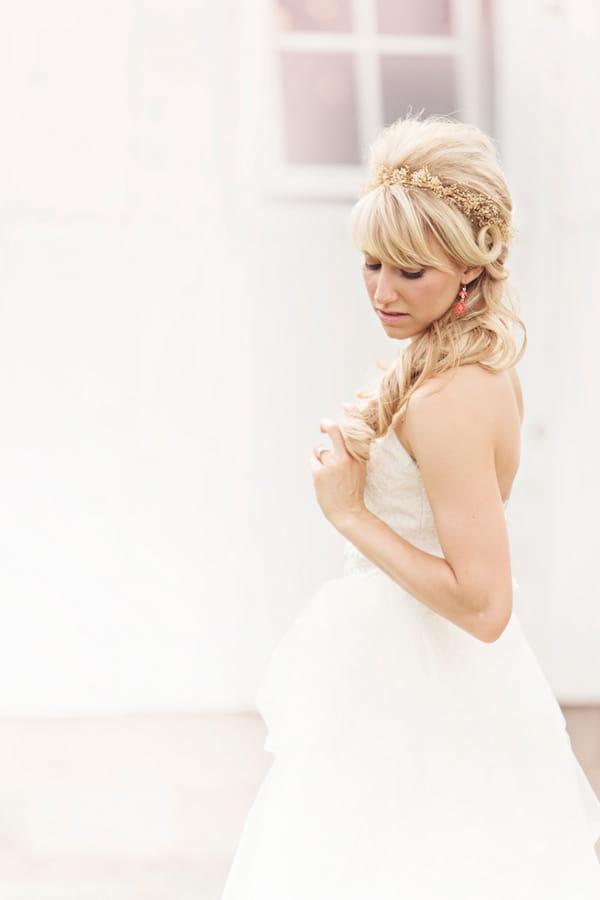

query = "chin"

[381,322,422,340]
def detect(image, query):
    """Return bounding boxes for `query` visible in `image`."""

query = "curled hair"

[341,115,526,461]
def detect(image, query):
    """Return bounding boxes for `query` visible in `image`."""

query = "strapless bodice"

[343,426,443,575]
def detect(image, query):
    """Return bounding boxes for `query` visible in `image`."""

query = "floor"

[0,708,598,899]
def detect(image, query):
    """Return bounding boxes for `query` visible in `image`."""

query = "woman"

[220,117,600,898]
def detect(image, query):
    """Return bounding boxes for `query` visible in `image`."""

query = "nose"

[372,264,398,306]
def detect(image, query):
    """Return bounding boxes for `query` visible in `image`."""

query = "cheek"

[420,275,454,305]
[432,274,457,297]
[403,281,427,304]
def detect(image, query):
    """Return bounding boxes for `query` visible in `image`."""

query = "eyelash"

[363,263,425,279]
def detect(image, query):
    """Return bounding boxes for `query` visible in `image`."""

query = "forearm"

[336,508,492,641]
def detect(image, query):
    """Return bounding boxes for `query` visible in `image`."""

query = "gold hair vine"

[366,164,511,241]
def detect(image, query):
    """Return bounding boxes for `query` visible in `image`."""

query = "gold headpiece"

[365,164,510,241]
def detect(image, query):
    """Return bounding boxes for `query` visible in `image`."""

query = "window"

[267,0,493,197]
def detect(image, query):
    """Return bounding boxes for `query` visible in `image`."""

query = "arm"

[328,374,513,643]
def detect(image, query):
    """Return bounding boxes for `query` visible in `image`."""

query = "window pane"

[376,0,451,35]
[276,0,353,32]
[380,56,457,123]
[280,53,360,164]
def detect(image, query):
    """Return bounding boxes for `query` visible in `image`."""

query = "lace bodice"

[343,426,443,575]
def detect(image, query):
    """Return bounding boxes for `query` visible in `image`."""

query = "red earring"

[454,284,468,316]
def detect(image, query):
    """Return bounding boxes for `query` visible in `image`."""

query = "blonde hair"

[341,115,526,461]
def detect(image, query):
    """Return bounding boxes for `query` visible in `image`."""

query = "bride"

[220,116,600,899]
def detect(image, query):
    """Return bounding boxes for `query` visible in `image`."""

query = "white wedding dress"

[220,425,600,899]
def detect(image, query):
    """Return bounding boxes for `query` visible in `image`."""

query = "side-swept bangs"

[349,186,454,273]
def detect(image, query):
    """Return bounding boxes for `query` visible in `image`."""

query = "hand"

[310,418,368,530]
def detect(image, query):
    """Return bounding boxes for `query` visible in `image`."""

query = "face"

[361,246,482,340]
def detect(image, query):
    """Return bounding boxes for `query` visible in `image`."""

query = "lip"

[376,308,409,324]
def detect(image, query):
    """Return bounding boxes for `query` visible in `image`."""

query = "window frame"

[259,0,493,200]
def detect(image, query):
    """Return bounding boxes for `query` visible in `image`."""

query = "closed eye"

[363,261,425,279]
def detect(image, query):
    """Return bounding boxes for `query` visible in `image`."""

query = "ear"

[461,265,484,283]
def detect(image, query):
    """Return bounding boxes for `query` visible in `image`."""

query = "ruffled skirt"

[221,570,600,899]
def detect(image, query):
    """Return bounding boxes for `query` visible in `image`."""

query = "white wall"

[0,0,257,713]
[0,0,597,716]
[495,0,600,700]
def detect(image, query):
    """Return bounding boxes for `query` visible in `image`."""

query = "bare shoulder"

[400,364,523,456]
[407,364,512,417]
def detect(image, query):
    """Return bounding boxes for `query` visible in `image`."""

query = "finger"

[313,445,330,464]
[319,419,348,455]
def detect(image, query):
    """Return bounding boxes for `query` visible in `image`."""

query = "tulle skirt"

[221,569,600,899]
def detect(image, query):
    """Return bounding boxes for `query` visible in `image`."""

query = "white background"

[0,0,597,715]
